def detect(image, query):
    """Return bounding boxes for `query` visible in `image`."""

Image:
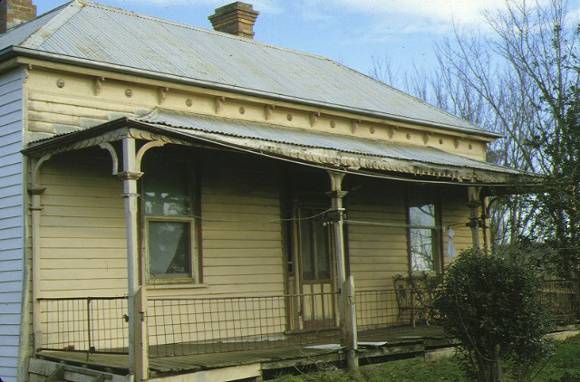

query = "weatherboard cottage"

[0,1,528,381]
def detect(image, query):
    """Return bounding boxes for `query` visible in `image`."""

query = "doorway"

[290,206,337,331]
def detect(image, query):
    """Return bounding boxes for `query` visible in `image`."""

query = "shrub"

[433,248,553,382]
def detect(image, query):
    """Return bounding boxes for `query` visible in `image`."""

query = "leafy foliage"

[432,248,553,381]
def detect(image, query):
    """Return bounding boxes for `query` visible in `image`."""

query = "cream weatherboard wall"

[37,149,286,300]
[347,179,476,292]
[0,68,25,382]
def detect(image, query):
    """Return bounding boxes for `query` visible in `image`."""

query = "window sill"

[146,282,208,290]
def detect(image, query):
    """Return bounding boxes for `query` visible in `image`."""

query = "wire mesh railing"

[355,289,408,332]
[36,280,579,358]
[355,286,437,333]
[147,292,340,357]
[541,279,580,324]
[38,296,128,354]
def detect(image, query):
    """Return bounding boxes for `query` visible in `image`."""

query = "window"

[408,196,441,273]
[298,208,331,281]
[142,157,198,282]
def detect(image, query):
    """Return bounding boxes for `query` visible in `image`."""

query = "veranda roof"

[23,110,532,187]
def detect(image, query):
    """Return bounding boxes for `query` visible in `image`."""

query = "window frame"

[141,154,201,285]
[405,191,443,274]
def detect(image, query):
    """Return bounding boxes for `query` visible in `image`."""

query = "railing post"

[343,275,358,369]
[327,171,358,370]
[86,297,92,360]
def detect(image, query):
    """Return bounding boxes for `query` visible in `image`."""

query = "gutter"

[2,45,502,140]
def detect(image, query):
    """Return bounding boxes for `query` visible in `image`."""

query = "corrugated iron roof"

[0,0,500,138]
[137,110,519,176]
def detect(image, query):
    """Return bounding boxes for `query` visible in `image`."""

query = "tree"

[483,0,579,279]
[433,248,552,382]
[371,0,580,278]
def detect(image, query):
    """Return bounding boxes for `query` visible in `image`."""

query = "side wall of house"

[0,68,25,382]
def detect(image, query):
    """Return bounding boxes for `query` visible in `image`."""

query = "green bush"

[432,248,553,382]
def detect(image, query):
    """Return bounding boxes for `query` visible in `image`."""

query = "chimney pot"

[209,2,259,39]
[0,0,37,33]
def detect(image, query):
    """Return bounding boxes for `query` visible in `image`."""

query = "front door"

[293,207,337,330]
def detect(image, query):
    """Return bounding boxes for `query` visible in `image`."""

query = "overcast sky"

[37,0,580,78]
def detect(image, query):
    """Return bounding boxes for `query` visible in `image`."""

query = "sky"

[36,0,580,78]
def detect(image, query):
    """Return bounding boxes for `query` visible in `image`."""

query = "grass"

[269,335,580,382]
[535,334,580,382]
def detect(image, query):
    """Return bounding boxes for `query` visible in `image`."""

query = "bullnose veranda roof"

[0,0,500,139]
[24,110,529,186]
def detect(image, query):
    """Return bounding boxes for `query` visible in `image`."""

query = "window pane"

[149,221,191,276]
[410,228,437,272]
[313,219,330,279]
[300,219,315,280]
[143,162,191,216]
[409,203,436,227]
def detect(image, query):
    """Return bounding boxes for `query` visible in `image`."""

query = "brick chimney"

[208,2,259,39]
[0,0,37,33]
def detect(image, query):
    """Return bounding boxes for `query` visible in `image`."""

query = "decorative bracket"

[309,112,320,127]
[350,120,360,134]
[454,137,460,149]
[30,154,53,189]
[99,143,119,176]
[214,96,226,114]
[423,132,431,144]
[264,104,276,120]
[135,140,166,172]
[157,87,169,105]
[94,77,105,96]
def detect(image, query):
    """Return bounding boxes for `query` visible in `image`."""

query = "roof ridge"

[75,0,334,64]
[328,60,486,133]
[21,1,83,49]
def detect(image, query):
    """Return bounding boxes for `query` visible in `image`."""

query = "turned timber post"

[467,186,482,250]
[481,195,492,253]
[327,171,358,369]
[28,155,52,353]
[120,137,149,381]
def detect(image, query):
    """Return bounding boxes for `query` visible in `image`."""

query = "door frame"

[288,202,338,332]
